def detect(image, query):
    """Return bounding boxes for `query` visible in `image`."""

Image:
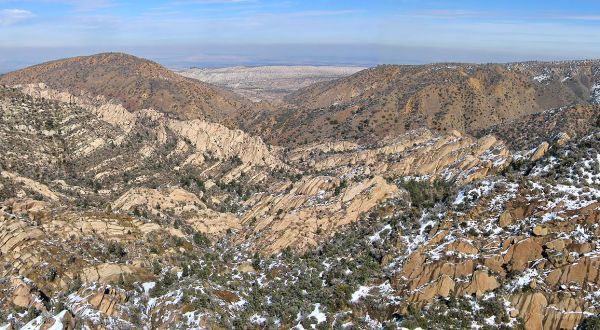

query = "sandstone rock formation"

[81,264,136,284]
[88,287,128,316]
[530,142,550,162]
[241,175,401,253]
[292,128,510,185]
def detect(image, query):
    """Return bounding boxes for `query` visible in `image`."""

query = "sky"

[1,0,600,72]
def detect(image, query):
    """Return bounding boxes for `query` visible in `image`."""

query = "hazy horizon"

[2,0,600,73]
[2,43,598,74]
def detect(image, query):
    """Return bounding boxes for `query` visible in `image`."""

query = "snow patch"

[21,310,68,330]
[369,224,392,242]
[351,286,371,303]
[308,303,326,324]
[142,281,156,295]
[510,268,538,292]
[533,73,550,83]
[454,180,494,205]
[591,83,600,104]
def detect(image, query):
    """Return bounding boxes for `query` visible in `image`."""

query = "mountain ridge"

[0,52,264,129]
[243,60,600,146]
[3,53,600,149]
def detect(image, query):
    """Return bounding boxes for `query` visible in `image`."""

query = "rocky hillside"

[1,55,600,330]
[0,53,262,128]
[4,53,599,150]
[475,103,599,151]
[247,60,600,146]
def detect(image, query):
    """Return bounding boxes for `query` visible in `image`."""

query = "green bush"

[579,316,600,330]
[398,179,452,209]
[193,232,210,246]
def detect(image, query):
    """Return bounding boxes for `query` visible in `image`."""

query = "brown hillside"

[246,61,600,146]
[0,52,260,127]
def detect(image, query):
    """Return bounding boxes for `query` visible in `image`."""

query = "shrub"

[193,232,210,247]
[399,179,452,209]
[45,267,58,282]
[106,241,127,259]
[579,316,600,330]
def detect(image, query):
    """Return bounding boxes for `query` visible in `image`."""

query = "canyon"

[0,53,598,329]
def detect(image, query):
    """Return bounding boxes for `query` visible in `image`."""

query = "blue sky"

[1,0,600,71]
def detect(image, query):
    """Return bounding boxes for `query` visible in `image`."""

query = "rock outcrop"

[241,175,401,253]
[1,57,600,330]
[530,142,550,161]
[292,129,511,185]
[512,293,548,330]
[88,287,128,316]
[81,264,135,284]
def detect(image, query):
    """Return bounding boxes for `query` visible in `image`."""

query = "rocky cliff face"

[239,175,402,254]
[12,82,284,170]
[291,129,510,185]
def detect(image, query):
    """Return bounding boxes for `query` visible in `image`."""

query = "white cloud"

[415,9,491,18]
[564,15,600,21]
[286,10,361,18]
[0,9,34,26]
[0,0,115,12]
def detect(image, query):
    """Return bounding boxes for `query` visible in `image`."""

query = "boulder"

[409,275,455,302]
[503,238,543,272]
[461,270,499,297]
[40,310,76,330]
[533,225,549,236]
[567,242,593,255]
[530,142,550,162]
[545,239,567,251]
[511,292,548,330]
[549,257,600,287]
[554,132,571,146]
[10,278,47,311]
[81,263,134,284]
[543,298,584,330]
[447,240,478,255]
[499,210,514,227]
[88,287,128,316]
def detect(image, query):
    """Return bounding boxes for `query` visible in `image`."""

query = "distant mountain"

[0,52,260,128]
[246,61,600,146]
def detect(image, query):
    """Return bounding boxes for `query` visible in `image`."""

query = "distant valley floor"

[175,65,365,102]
